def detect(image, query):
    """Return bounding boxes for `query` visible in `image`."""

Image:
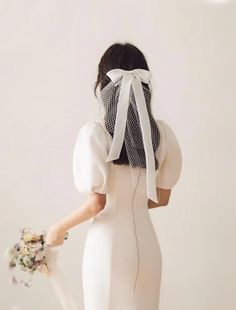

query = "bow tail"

[105,75,133,162]
[132,79,159,203]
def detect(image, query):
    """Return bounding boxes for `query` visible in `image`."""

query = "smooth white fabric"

[72,119,182,310]
[155,120,182,189]
[73,121,110,194]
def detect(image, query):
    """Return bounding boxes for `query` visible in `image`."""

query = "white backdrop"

[0,0,235,309]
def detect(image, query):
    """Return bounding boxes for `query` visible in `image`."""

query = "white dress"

[72,119,182,310]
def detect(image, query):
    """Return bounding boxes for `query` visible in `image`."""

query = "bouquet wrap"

[4,228,79,310]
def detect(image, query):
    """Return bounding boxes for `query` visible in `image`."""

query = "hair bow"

[105,68,158,203]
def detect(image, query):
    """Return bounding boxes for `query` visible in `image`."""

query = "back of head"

[94,42,150,96]
[94,42,160,170]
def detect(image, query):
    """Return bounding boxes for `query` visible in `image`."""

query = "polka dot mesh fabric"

[97,75,161,198]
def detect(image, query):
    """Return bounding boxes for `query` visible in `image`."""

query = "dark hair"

[93,42,160,169]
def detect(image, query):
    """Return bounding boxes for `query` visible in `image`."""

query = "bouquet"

[4,227,68,287]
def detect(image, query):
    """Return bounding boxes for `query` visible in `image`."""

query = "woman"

[45,42,182,310]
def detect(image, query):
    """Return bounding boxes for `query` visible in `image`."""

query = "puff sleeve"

[72,121,110,194]
[156,120,182,189]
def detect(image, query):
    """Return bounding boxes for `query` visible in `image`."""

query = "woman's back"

[72,118,182,310]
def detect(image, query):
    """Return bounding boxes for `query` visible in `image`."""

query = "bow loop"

[106,68,152,85]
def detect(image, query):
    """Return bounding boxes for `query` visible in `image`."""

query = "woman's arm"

[57,193,106,230]
[148,188,171,209]
[45,193,106,246]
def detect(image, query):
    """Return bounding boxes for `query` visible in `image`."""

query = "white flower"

[4,247,16,261]
[22,256,32,266]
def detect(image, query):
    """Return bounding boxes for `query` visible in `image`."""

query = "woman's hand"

[45,224,67,247]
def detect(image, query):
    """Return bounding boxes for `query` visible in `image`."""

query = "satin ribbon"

[105,68,158,203]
